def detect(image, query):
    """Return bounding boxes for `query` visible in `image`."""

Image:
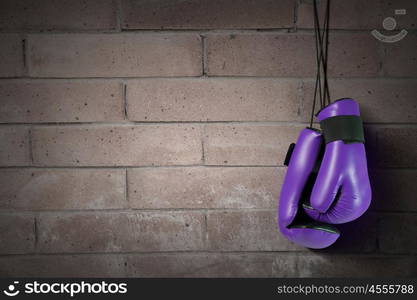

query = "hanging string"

[309,0,331,128]
[310,0,322,127]
[323,0,331,105]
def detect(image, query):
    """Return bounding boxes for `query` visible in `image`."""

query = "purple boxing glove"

[303,98,372,224]
[278,128,340,249]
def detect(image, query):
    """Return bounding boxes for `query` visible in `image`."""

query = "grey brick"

[0,34,24,77]
[127,78,300,122]
[207,210,303,251]
[0,80,124,123]
[0,214,35,254]
[32,125,202,166]
[204,124,300,166]
[0,126,30,166]
[272,254,417,277]
[0,254,126,277]
[206,34,315,77]
[126,253,275,277]
[206,33,379,77]
[38,212,205,253]
[383,34,417,77]
[28,33,202,77]
[0,0,117,31]
[128,167,283,209]
[121,0,295,29]
[0,169,126,210]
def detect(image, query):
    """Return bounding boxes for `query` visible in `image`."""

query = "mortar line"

[0,208,278,215]
[12,28,415,34]
[204,211,209,250]
[123,81,128,120]
[201,34,207,75]
[0,165,287,169]
[33,214,38,253]
[296,79,304,121]
[375,214,381,254]
[368,167,417,172]
[125,168,130,209]
[201,140,205,165]
[2,121,417,128]
[376,30,385,77]
[0,165,285,169]
[28,126,34,164]
[0,208,415,215]
[2,75,417,80]
[0,251,415,257]
[201,125,206,165]
[1,165,417,170]
[21,36,27,73]
[115,0,122,32]
[370,208,417,213]
[293,0,300,32]
[2,121,310,126]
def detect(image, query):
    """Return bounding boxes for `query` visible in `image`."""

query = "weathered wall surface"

[0,0,416,277]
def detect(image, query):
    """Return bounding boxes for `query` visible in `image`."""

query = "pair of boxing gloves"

[278,98,372,249]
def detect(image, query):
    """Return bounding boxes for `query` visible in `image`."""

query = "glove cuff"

[320,115,365,144]
[316,98,360,121]
[316,98,364,144]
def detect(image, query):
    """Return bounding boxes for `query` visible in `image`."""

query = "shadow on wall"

[309,211,377,253]
[293,114,378,253]
[306,108,412,254]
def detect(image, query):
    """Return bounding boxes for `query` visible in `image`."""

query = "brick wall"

[0,0,416,277]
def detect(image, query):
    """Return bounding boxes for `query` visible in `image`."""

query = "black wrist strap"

[320,115,365,144]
